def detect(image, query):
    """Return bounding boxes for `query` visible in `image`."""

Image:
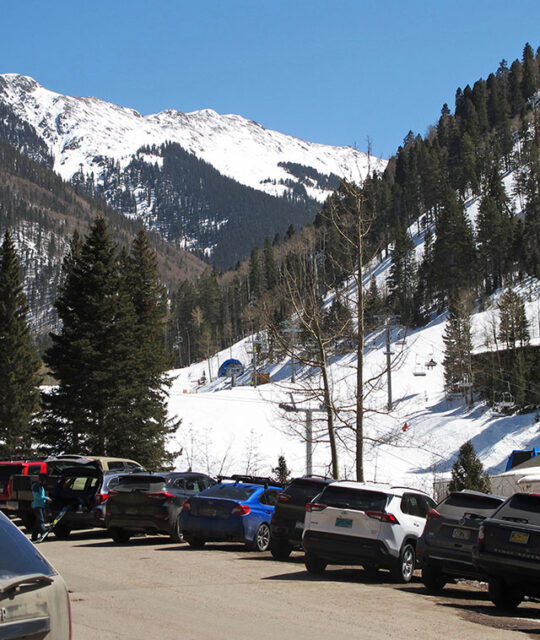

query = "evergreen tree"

[443,293,474,403]
[0,230,42,456]
[248,247,264,302]
[521,43,538,100]
[498,289,530,350]
[387,223,417,326]
[122,229,176,468]
[448,441,491,493]
[42,217,141,457]
[272,455,291,487]
[263,237,279,291]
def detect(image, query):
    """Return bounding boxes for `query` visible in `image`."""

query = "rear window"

[115,475,168,492]
[0,514,54,580]
[201,484,257,500]
[496,493,540,523]
[440,493,504,518]
[282,479,330,505]
[0,465,23,481]
[317,486,388,511]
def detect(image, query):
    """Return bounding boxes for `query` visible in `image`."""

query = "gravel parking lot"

[37,530,540,640]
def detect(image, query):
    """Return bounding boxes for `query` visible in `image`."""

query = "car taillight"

[421,508,442,535]
[278,493,291,503]
[306,503,327,512]
[478,524,485,550]
[94,493,108,505]
[232,504,251,515]
[365,511,399,524]
[146,491,174,499]
[182,499,191,511]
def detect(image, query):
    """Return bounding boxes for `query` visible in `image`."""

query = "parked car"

[179,475,282,551]
[105,472,214,543]
[270,475,333,560]
[0,459,48,519]
[0,510,71,638]
[302,481,436,582]
[473,492,540,609]
[417,490,505,591]
[8,455,144,533]
[91,470,135,528]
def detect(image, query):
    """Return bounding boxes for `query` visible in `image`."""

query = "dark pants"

[32,507,47,541]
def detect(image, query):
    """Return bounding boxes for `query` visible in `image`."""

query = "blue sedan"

[179,478,281,551]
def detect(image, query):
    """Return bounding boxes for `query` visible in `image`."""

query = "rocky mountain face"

[0,74,386,270]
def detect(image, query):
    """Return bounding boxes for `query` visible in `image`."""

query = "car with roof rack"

[302,481,436,582]
[179,475,282,551]
[472,492,540,609]
[270,475,333,560]
[417,489,505,592]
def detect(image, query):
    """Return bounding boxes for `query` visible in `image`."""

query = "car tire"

[170,516,183,543]
[248,523,271,552]
[270,538,293,561]
[305,553,327,575]
[488,577,524,610]
[391,543,416,583]
[53,523,71,540]
[109,527,131,544]
[422,564,446,592]
[184,535,206,548]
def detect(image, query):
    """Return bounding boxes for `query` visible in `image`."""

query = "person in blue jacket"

[31,473,52,541]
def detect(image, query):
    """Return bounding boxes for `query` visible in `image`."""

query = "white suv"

[302,481,436,582]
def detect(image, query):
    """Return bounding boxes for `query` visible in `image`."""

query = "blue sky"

[1,0,539,159]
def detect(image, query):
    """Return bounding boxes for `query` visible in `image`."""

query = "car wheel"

[53,523,71,540]
[488,577,524,610]
[109,527,131,544]
[170,516,183,543]
[184,535,206,548]
[392,543,416,583]
[270,538,293,561]
[305,553,327,574]
[248,523,271,552]
[422,564,446,592]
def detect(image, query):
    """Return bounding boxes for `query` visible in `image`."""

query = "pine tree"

[121,229,176,468]
[448,441,491,493]
[272,455,291,487]
[0,230,42,456]
[42,217,138,456]
[387,223,417,326]
[443,293,474,402]
[498,289,530,351]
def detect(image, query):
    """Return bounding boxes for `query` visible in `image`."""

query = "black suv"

[417,490,505,592]
[105,472,214,543]
[473,492,540,609]
[270,476,333,560]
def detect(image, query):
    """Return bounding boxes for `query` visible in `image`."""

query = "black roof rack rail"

[217,474,280,488]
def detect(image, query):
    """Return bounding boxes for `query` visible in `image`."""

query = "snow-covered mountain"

[0,74,385,202]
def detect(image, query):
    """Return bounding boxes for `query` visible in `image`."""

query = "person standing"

[31,472,51,541]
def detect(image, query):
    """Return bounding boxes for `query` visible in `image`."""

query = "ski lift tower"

[374,314,401,411]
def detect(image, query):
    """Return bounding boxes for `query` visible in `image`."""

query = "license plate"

[510,531,529,544]
[125,508,137,515]
[203,508,217,517]
[335,517,353,528]
[295,521,304,530]
[452,528,471,540]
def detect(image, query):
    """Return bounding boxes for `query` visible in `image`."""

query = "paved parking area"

[38,530,540,640]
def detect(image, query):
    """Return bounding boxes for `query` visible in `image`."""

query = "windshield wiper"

[0,574,54,595]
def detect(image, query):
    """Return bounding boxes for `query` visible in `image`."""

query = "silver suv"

[302,481,436,582]
[0,511,71,638]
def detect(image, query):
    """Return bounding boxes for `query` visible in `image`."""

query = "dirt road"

[38,530,539,640]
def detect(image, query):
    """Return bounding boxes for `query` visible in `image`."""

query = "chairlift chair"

[413,355,426,376]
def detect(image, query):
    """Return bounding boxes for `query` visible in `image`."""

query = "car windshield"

[114,475,168,492]
[497,493,540,524]
[201,484,257,500]
[0,514,54,580]
[283,479,330,504]
[317,486,388,511]
[439,493,504,518]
